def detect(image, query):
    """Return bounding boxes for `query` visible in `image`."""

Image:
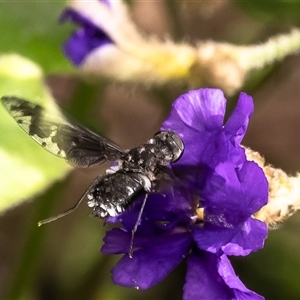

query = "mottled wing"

[1,96,125,167]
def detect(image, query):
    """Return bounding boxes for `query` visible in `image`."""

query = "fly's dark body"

[1,96,184,221]
[87,131,184,218]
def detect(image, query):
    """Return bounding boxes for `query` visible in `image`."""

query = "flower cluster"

[60,0,195,84]
[60,1,113,66]
[101,88,268,299]
[61,0,300,96]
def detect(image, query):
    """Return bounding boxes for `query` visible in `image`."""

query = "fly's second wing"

[1,96,125,168]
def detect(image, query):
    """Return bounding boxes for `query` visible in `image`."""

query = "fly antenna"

[129,193,148,258]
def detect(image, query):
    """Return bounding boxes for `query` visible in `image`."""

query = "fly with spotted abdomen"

[1,96,184,256]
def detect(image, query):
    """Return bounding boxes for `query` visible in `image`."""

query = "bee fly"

[1,96,184,256]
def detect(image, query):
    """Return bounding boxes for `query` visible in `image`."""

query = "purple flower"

[60,1,113,65]
[102,89,268,299]
[60,1,196,84]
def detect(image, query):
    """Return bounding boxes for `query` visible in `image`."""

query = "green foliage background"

[1,1,300,299]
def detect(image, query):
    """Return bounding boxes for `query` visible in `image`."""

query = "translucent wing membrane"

[1,96,125,167]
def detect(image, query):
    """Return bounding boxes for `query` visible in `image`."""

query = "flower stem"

[241,29,300,71]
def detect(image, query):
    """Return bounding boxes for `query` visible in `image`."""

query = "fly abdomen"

[87,172,151,218]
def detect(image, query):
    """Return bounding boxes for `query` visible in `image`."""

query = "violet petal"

[112,233,192,289]
[60,9,113,65]
[218,254,265,300]
[161,89,227,167]
[183,249,234,300]
[222,218,268,256]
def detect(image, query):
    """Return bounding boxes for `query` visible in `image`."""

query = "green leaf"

[0,1,74,73]
[0,54,71,213]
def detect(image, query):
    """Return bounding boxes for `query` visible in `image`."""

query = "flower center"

[190,206,204,226]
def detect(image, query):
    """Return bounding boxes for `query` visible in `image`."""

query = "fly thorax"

[122,145,157,172]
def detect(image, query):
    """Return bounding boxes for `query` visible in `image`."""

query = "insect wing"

[1,96,125,167]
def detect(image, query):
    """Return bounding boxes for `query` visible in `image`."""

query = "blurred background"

[1,1,300,299]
